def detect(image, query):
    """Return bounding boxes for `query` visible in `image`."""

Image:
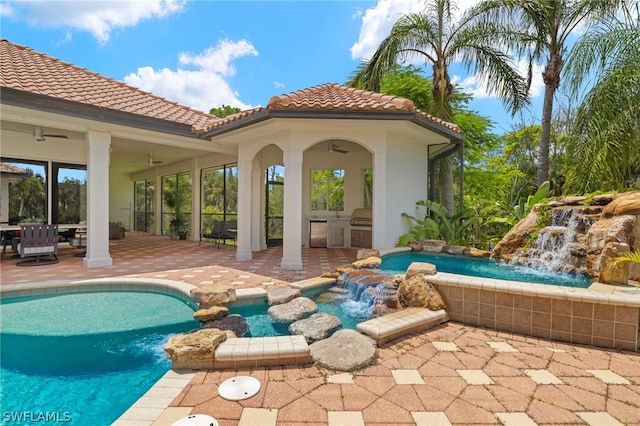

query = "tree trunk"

[537,83,555,187]
[438,157,455,217]
[538,53,562,187]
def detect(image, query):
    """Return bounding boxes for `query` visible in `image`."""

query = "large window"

[161,172,192,236]
[200,164,237,232]
[310,169,344,212]
[2,158,87,225]
[4,160,47,223]
[53,164,87,224]
[134,178,155,232]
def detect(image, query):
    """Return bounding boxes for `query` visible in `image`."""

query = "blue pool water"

[381,252,593,288]
[0,291,199,425]
[229,288,374,337]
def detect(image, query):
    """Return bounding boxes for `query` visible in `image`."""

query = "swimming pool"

[1,290,199,425]
[381,251,593,288]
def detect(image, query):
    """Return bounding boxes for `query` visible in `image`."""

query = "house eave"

[203,109,464,144]
[0,87,199,138]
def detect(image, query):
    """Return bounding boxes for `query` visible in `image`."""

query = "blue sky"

[1,0,549,135]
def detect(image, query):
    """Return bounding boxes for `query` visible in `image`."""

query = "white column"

[155,173,162,235]
[281,149,303,270]
[84,130,112,267]
[372,149,386,249]
[251,159,264,251]
[191,163,200,241]
[235,158,252,261]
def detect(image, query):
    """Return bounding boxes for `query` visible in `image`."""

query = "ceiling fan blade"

[43,134,69,139]
[328,142,347,154]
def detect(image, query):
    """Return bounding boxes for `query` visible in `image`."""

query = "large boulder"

[397,274,446,310]
[193,306,228,322]
[491,209,538,260]
[352,256,382,269]
[597,242,631,285]
[585,215,638,275]
[267,287,301,305]
[164,328,234,368]
[357,248,380,260]
[602,191,640,217]
[289,313,342,343]
[309,329,377,371]
[421,240,446,253]
[405,262,437,279]
[201,314,249,337]
[268,297,318,323]
[190,286,236,308]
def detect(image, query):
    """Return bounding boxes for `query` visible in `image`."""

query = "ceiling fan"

[145,153,164,166]
[328,141,347,154]
[33,126,69,141]
[132,153,164,166]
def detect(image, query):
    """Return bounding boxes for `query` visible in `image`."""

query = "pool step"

[213,335,313,368]
[356,307,448,345]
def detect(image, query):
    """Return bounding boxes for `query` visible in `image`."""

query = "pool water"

[0,291,199,425]
[229,287,374,337]
[381,252,592,288]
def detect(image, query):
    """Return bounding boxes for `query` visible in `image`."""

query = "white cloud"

[273,81,285,90]
[0,2,15,17]
[7,0,185,44]
[350,0,421,60]
[123,39,258,112]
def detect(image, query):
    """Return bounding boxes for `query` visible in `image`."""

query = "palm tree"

[349,0,530,215]
[562,4,640,192]
[472,0,626,188]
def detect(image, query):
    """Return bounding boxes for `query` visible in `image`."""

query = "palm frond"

[610,250,640,266]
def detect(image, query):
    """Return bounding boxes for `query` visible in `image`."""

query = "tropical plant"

[490,181,550,227]
[162,172,192,237]
[209,104,241,118]
[8,168,46,222]
[562,3,640,192]
[349,0,530,215]
[398,200,482,246]
[472,0,626,188]
[611,250,640,266]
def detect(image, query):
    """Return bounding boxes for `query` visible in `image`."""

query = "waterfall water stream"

[517,208,595,273]
[338,270,394,318]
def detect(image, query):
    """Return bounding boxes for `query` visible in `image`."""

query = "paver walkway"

[2,232,638,425]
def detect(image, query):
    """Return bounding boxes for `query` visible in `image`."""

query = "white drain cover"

[172,414,218,426]
[218,376,261,401]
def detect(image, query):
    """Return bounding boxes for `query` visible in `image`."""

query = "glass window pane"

[363,168,373,209]
[310,169,344,211]
[134,178,154,232]
[162,172,192,236]
[56,166,86,224]
[4,161,47,223]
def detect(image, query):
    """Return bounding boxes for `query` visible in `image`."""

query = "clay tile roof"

[0,163,27,174]
[0,39,217,133]
[204,83,460,134]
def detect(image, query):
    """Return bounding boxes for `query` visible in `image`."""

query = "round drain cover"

[172,414,218,426]
[218,376,261,401]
